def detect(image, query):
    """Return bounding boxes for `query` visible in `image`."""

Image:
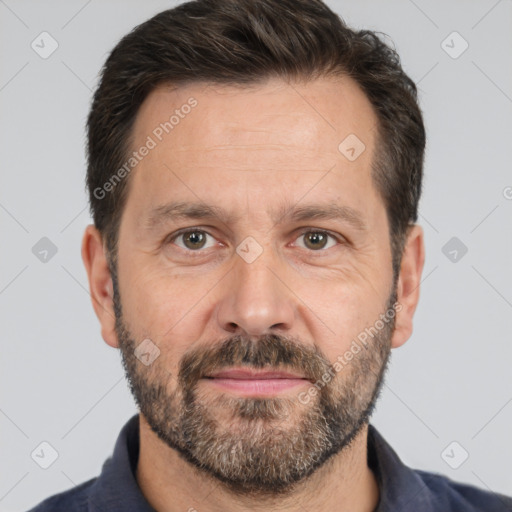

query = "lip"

[201,368,311,396]
[205,368,307,380]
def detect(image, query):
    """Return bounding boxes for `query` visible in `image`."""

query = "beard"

[112,271,396,497]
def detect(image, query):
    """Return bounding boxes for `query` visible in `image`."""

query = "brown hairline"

[102,75,411,284]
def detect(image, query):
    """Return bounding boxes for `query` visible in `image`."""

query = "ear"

[391,224,425,349]
[81,224,119,348]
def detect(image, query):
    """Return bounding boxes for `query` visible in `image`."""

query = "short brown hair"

[86,0,425,280]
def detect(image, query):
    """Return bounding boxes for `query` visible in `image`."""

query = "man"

[29,0,512,510]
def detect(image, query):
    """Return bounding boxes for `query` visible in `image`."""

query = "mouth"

[201,368,312,396]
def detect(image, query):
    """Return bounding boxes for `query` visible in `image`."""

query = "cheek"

[121,266,216,351]
[118,226,391,366]
[293,273,390,363]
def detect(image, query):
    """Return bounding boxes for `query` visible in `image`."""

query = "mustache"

[178,333,332,388]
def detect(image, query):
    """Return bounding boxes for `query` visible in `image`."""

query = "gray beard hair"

[113,278,395,497]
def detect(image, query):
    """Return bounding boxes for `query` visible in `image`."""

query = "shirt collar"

[88,414,154,511]
[368,424,436,511]
[88,414,436,511]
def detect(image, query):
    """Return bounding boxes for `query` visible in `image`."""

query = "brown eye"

[304,232,328,250]
[183,231,206,249]
[295,230,339,251]
[171,230,215,251]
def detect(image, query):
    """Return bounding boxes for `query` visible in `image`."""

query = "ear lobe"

[390,224,425,349]
[81,224,119,348]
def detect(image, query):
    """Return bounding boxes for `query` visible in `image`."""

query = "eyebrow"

[143,201,367,233]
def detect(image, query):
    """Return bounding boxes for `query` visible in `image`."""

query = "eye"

[169,229,217,251]
[293,230,341,251]
[166,228,343,254]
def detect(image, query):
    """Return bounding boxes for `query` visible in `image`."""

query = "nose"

[215,248,295,338]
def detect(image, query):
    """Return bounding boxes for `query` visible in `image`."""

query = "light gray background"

[1,0,511,510]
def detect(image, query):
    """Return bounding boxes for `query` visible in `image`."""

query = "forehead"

[124,76,381,229]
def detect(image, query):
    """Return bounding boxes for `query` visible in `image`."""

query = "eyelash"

[166,228,345,255]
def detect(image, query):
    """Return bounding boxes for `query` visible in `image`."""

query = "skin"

[82,76,425,512]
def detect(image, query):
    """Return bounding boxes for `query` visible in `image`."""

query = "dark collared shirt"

[28,414,512,511]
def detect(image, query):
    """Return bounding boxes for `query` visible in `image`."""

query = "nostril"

[224,322,239,334]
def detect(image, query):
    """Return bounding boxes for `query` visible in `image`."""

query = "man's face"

[112,77,397,495]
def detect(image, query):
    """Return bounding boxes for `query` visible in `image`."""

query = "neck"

[136,415,379,512]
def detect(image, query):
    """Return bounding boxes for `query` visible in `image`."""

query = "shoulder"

[26,477,97,512]
[415,469,512,511]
